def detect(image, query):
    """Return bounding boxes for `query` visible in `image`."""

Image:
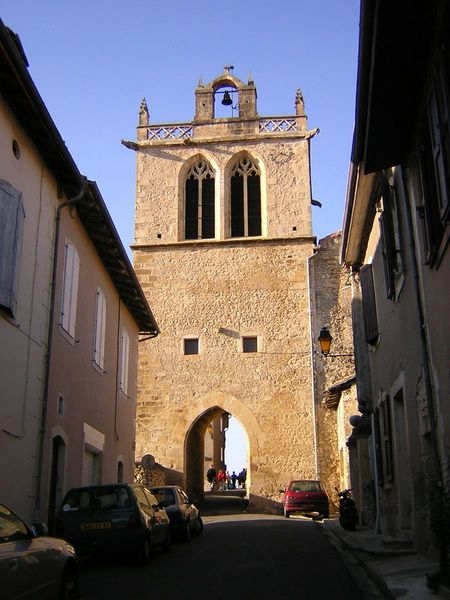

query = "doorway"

[185,406,249,500]
[47,435,66,533]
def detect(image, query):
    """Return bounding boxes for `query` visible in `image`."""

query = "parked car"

[149,485,203,541]
[280,480,329,519]
[0,501,79,599]
[55,483,171,564]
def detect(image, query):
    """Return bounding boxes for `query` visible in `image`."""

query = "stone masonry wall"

[311,232,358,507]
[134,137,313,245]
[134,238,316,505]
[130,76,349,509]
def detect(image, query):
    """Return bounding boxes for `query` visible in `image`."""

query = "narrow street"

[78,511,382,599]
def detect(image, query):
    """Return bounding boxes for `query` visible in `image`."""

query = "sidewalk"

[323,518,450,599]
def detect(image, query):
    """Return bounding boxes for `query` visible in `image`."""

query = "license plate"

[80,522,111,531]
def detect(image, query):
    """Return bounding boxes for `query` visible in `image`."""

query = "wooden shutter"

[61,242,79,338]
[231,174,244,237]
[0,181,24,316]
[247,174,261,236]
[202,177,215,239]
[94,288,106,368]
[359,264,379,345]
[185,178,198,239]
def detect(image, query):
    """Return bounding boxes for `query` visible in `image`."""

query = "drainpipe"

[114,298,122,442]
[34,186,86,522]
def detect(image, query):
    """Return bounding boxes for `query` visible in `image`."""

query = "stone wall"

[134,138,313,245]
[134,239,317,504]
[311,232,359,510]
[131,73,353,508]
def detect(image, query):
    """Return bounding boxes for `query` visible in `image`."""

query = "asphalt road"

[78,513,380,600]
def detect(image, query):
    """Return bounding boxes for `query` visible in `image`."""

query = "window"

[60,241,80,338]
[134,486,151,510]
[230,156,262,237]
[359,264,379,346]
[0,506,28,542]
[379,179,404,300]
[83,450,102,485]
[242,336,258,353]
[184,338,199,355]
[82,423,104,485]
[119,327,130,396]
[117,461,124,483]
[93,287,106,370]
[185,160,215,239]
[415,29,450,266]
[0,180,25,316]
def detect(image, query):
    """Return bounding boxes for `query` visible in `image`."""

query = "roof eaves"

[0,19,159,336]
[80,181,159,336]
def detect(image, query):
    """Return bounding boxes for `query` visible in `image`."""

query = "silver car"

[0,501,79,599]
[149,485,203,541]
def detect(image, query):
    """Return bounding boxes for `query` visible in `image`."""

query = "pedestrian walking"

[206,465,217,491]
[217,468,226,490]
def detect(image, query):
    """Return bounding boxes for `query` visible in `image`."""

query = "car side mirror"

[32,522,49,536]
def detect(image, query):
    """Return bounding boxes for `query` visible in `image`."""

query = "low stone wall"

[134,463,166,487]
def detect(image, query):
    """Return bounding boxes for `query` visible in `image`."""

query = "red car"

[281,480,329,519]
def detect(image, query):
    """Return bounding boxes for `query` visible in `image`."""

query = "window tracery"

[230,156,262,237]
[184,160,215,240]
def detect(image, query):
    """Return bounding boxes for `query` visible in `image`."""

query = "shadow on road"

[197,489,249,516]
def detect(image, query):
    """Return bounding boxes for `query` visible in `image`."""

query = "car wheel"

[183,519,192,542]
[137,535,151,566]
[195,515,204,535]
[59,565,79,600]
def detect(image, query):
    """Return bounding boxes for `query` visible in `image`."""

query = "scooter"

[335,488,358,531]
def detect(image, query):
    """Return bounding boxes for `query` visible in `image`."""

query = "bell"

[221,91,233,106]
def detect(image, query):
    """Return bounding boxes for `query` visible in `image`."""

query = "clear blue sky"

[1,0,360,251]
[226,417,247,474]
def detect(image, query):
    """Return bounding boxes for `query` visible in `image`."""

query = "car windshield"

[290,481,322,492]
[152,489,176,507]
[0,504,29,542]
[62,487,132,512]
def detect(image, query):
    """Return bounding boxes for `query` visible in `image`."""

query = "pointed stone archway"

[172,391,261,500]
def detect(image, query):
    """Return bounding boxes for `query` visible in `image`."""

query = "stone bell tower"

[123,67,320,509]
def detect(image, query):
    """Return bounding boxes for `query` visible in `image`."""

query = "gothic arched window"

[230,156,261,237]
[185,160,215,239]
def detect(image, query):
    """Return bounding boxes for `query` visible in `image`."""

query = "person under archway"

[206,465,217,491]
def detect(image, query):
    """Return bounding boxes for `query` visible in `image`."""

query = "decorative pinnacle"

[139,97,149,125]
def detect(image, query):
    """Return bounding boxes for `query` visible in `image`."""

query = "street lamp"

[318,326,354,358]
[318,327,333,356]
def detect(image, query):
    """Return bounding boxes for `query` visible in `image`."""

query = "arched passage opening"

[184,405,249,501]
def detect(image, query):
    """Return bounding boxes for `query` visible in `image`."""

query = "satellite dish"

[141,454,155,469]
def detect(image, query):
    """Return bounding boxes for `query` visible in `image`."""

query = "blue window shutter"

[0,181,25,316]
